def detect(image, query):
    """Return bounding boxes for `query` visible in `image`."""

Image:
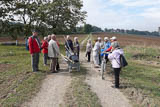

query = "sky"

[82,0,160,32]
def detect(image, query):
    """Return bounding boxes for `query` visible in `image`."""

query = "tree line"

[0,0,86,39]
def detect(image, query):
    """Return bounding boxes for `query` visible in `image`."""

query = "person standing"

[48,34,60,73]
[92,39,101,68]
[108,42,123,88]
[86,40,92,62]
[98,37,103,65]
[28,30,41,72]
[65,35,74,57]
[73,37,80,58]
[41,37,48,66]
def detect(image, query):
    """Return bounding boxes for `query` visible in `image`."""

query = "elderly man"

[28,30,41,72]
[48,34,60,73]
[65,35,74,57]
[104,37,111,50]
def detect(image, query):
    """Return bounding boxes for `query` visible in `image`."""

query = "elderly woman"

[41,37,48,66]
[73,37,80,58]
[108,42,123,88]
[86,40,92,62]
[93,39,101,68]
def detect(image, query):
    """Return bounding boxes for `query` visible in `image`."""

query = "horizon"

[82,0,160,32]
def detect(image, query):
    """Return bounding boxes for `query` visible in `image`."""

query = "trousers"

[113,68,121,88]
[31,53,39,72]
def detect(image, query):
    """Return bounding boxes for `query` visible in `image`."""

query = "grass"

[0,45,49,106]
[119,45,160,106]
[64,67,101,107]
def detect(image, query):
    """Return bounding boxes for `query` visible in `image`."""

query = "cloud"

[82,0,160,31]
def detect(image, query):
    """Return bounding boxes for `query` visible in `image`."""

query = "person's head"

[104,37,109,42]
[110,36,117,42]
[88,39,91,44]
[32,30,38,36]
[111,41,120,50]
[48,35,51,40]
[44,37,48,41]
[67,35,70,40]
[94,39,98,43]
[98,37,101,42]
[51,34,56,40]
[74,37,78,42]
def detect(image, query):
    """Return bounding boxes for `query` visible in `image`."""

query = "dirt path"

[80,52,131,107]
[23,61,71,107]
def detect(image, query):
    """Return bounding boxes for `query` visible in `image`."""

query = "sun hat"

[110,36,117,40]
[104,37,109,40]
[98,37,101,40]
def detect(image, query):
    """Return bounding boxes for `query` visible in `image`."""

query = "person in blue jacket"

[101,37,111,63]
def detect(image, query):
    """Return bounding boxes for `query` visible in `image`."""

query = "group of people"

[86,36,124,88]
[27,29,123,88]
[27,30,80,73]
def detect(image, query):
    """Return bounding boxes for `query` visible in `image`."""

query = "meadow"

[0,33,160,106]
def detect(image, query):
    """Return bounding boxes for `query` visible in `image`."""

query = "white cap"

[104,37,109,40]
[98,37,101,40]
[110,36,117,40]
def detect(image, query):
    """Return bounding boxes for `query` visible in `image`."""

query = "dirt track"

[81,53,131,107]
[23,61,71,107]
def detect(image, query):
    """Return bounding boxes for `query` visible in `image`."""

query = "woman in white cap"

[108,42,123,88]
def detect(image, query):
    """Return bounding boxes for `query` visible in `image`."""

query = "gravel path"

[23,61,71,107]
[81,53,132,107]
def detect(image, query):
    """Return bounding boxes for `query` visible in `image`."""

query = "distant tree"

[83,24,92,33]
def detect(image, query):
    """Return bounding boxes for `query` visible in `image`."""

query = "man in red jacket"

[41,37,48,66]
[28,30,41,72]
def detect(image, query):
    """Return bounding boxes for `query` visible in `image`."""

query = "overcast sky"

[82,0,160,32]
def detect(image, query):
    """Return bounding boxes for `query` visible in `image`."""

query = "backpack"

[119,54,128,68]
[25,36,33,51]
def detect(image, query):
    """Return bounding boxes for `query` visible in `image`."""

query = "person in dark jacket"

[65,35,74,57]
[73,37,80,58]
[28,30,41,72]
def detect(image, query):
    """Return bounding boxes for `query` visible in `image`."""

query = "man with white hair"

[93,39,101,67]
[48,34,60,73]
[65,35,74,57]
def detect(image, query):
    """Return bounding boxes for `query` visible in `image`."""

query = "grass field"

[1,33,160,106]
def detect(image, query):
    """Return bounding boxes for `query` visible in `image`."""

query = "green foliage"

[0,0,87,37]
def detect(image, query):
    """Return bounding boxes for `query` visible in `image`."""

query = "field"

[0,32,160,106]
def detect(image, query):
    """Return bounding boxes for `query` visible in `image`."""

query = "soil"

[22,61,71,107]
[80,53,132,107]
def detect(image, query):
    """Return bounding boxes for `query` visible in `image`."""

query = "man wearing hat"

[28,30,41,72]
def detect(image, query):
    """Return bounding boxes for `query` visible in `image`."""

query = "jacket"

[93,42,100,53]
[104,41,111,50]
[73,41,80,53]
[48,39,60,58]
[28,36,41,54]
[41,40,48,54]
[86,43,92,52]
[108,48,124,68]
[65,40,74,51]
